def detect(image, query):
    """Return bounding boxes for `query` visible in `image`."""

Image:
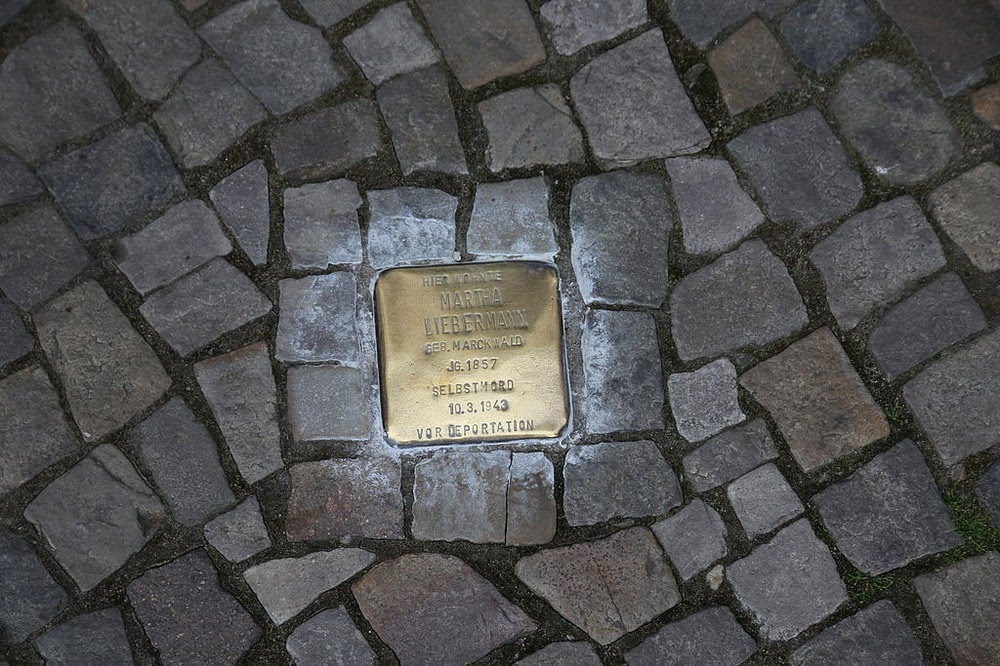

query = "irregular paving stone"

[668,358,745,442]
[39,124,185,240]
[671,240,808,361]
[518,641,601,666]
[194,343,284,484]
[270,99,382,180]
[367,187,457,268]
[540,0,648,55]
[878,0,1000,96]
[287,365,369,441]
[132,398,235,526]
[667,0,793,48]
[516,527,679,645]
[153,60,267,168]
[571,29,710,168]
[728,520,848,641]
[0,0,30,26]
[377,67,468,176]
[507,452,557,546]
[354,553,535,664]
[298,0,367,26]
[0,205,89,310]
[140,258,271,356]
[569,171,671,306]
[128,550,260,665]
[416,0,545,89]
[113,200,232,295]
[928,162,1000,273]
[204,496,271,562]
[741,328,889,472]
[564,441,682,526]
[283,179,363,270]
[708,18,798,114]
[868,273,987,379]
[665,156,764,256]
[832,59,960,186]
[200,0,344,114]
[683,419,779,492]
[972,82,1000,130]
[276,273,359,363]
[479,85,586,172]
[810,197,946,329]
[581,309,665,433]
[780,0,882,74]
[24,444,165,591]
[0,21,118,162]
[0,299,32,368]
[651,499,728,580]
[903,328,1000,466]
[209,160,270,266]
[727,107,862,228]
[35,608,133,665]
[790,600,923,665]
[35,282,170,441]
[978,461,1000,531]
[344,3,438,85]
[286,607,375,665]
[626,607,757,666]
[0,529,67,643]
[913,551,1000,664]
[286,458,404,540]
[0,149,41,206]
[412,450,509,543]
[468,177,556,258]
[244,549,375,624]
[727,463,804,539]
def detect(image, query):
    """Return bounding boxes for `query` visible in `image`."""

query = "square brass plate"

[375,261,569,445]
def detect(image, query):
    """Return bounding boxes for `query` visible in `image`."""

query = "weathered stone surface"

[781,0,882,73]
[140,258,271,356]
[39,123,185,240]
[507,452,557,546]
[283,179,363,270]
[571,29,710,168]
[468,177,557,258]
[0,529,67,643]
[727,107,862,228]
[24,444,165,591]
[367,187,457,268]
[35,282,170,441]
[582,309,665,433]
[287,365,369,442]
[651,499,727,580]
[298,0,367,26]
[913,552,1000,664]
[0,299,32,368]
[412,450,508,543]
[416,0,545,89]
[286,458,404,540]
[671,240,808,361]
[35,608,132,665]
[868,273,987,379]
[345,3,438,85]
[972,82,1000,130]
[377,66,468,176]
[0,205,89,310]
[741,328,888,471]
[245,549,375,624]
[354,553,535,664]
[113,200,232,295]
[0,149,41,206]
[270,99,382,180]
[479,84,586,173]
[194,343,283,484]
[727,464,804,539]
[564,441,682,525]
[518,641,601,666]
[626,607,757,666]
[728,520,848,641]
[200,0,344,114]
[709,18,798,114]
[0,0,30,26]
[153,60,266,168]
[667,0,793,48]
[669,358,745,442]
[209,160,270,266]
[790,601,922,664]
[516,527,679,645]
[682,420,779,492]
[276,272,359,364]
[978,461,1000,531]
[204,495,271,563]
[0,22,119,162]
[286,607,375,665]
[569,171,671,307]
[540,0,647,55]
[903,328,1000,466]
[128,550,260,665]
[832,59,959,185]
[928,162,1000,273]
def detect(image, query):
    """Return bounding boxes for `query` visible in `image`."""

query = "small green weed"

[844,569,893,605]
[943,487,1000,557]
[883,399,906,428]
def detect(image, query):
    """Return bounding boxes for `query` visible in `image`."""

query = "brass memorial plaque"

[375,261,569,445]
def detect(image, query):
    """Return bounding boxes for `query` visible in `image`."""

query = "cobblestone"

[367,187,457,268]
[287,365,369,442]
[668,358,745,442]
[0,300,32,368]
[283,179,363,270]
[270,99,383,180]
[683,419,779,492]
[209,160,270,266]
[972,82,1000,129]
[468,177,557,258]
[276,272,359,364]
[0,529,67,643]
[518,641,600,665]
[298,0,366,27]
[978,461,1000,531]
[285,607,375,665]
[667,0,792,48]
[651,499,728,580]
[507,452,557,546]
[540,0,646,56]
[928,162,1000,273]
[204,495,271,563]
[0,149,40,206]
[626,607,756,666]
[412,450,508,543]
[727,463,804,539]
[34,608,133,665]
[789,600,923,665]
[780,0,881,74]
[344,3,439,85]
[708,18,798,115]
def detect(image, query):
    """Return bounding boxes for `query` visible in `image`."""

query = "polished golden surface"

[375,261,569,445]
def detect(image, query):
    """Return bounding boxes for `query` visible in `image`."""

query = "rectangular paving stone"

[283,179,363,270]
[540,0,648,56]
[34,608,133,666]
[344,3,439,85]
[683,419,778,492]
[708,18,798,114]
[507,452,556,546]
[209,160,271,266]
[668,358,745,442]
[270,99,383,180]
[0,529,68,643]
[667,0,792,49]
[412,450,509,543]
[0,298,32,368]
[468,177,557,258]
[651,499,728,581]
[287,365,369,442]
[790,600,923,665]
[275,272,359,364]
[367,187,457,269]
[0,148,42,206]
[780,0,882,74]
[727,463,804,539]
[928,162,1000,272]
[626,607,756,666]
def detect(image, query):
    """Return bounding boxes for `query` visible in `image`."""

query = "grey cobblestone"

[0,529,68,643]
[626,607,756,666]
[270,99,383,180]
[287,365,369,442]
[518,641,601,666]
[651,499,728,580]
[780,0,882,74]
[367,187,457,268]
[0,299,32,368]
[928,162,1000,273]
[276,272,360,364]
[978,461,1000,532]
[298,0,367,27]
[789,600,923,665]
[34,608,133,666]
[0,149,41,206]
[540,0,648,56]
[209,160,271,266]
[683,420,779,492]
[204,495,271,563]
[468,177,557,258]
[668,358,745,442]
[412,450,508,543]
[283,179,363,270]
[708,18,798,115]
[727,463,804,539]
[344,3,439,85]
[286,607,375,665]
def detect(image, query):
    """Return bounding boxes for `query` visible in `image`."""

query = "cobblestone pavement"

[1,0,999,664]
